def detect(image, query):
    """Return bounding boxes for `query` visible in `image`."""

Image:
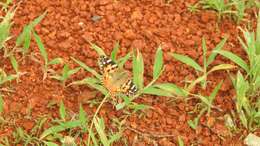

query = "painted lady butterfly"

[98,55,138,96]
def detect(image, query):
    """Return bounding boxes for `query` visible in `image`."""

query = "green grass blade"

[118,52,131,68]
[0,7,15,49]
[70,77,108,95]
[90,43,106,56]
[129,104,149,112]
[153,46,163,80]
[59,101,66,121]
[22,26,31,54]
[208,64,236,74]
[0,95,3,114]
[33,31,48,64]
[108,133,121,144]
[178,136,185,146]
[214,50,249,73]
[68,67,81,77]
[44,141,59,146]
[202,37,207,68]
[111,41,120,61]
[187,75,206,92]
[209,80,223,101]
[48,58,63,65]
[0,74,16,84]
[133,49,144,89]
[62,64,70,80]
[93,117,109,146]
[71,57,101,79]
[89,128,99,146]
[115,95,131,110]
[170,53,203,72]
[40,120,81,140]
[79,104,88,125]
[153,83,187,97]
[207,36,228,66]
[257,11,260,54]
[30,11,47,27]
[9,55,18,73]
[143,86,173,97]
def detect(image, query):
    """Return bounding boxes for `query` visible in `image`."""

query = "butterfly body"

[98,55,138,96]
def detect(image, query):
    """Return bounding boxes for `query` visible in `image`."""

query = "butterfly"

[98,55,138,97]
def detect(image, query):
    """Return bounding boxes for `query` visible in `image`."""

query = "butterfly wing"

[120,79,138,96]
[98,55,118,74]
[98,55,138,96]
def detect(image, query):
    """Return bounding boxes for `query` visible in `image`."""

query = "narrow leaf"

[93,117,109,146]
[111,41,120,61]
[0,95,3,114]
[79,104,87,125]
[71,57,101,79]
[143,86,173,97]
[153,83,187,97]
[153,46,163,79]
[133,49,144,89]
[208,64,235,74]
[30,11,47,27]
[90,43,106,56]
[44,141,58,146]
[9,55,18,73]
[214,50,249,73]
[59,101,66,121]
[68,67,81,76]
[207,36,228,66]
[48,58,63,65]
[118,52,131,68]
[170,53,203,72]
[33,31,48,64]
[40,120,81,139]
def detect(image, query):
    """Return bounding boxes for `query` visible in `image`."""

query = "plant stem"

[86,94,109,146]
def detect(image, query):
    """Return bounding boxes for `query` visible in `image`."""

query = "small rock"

[131,39,145,49]
[124,29,136,40]
[131,10,143,20]
[201,11,216,23]
[82,32,94,42]
[59,40,72,49]
[174,14,181,23]
[99,0,112,5]
[106,15,116,24]
[22,120,34,131]
[179,114,186,122]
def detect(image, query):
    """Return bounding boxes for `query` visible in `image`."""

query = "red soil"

[1,0,259,145]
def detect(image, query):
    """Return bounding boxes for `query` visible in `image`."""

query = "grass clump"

[170,36,234,91]
[215,11,260,131]
[15,11,47,58]
[33,31,63,80]
[0,6,15,57]
[50,64,81,87]
[187,81,223,130]
[71,43,186,110]
[70,42,186,145]
[191,0,259,23]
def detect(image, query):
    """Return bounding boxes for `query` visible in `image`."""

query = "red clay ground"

[1,0,259,145]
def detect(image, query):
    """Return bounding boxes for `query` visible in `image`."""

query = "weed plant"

[170,36,234,91]
[50,64,81,87]
[33,31,63,80]
[16,11,47,58]
[0,6,15,57]
[215,11,260,130]
[70,42,186,145]
[188,81,223,130]
[198,0,259,23]
[71,43,186,110]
